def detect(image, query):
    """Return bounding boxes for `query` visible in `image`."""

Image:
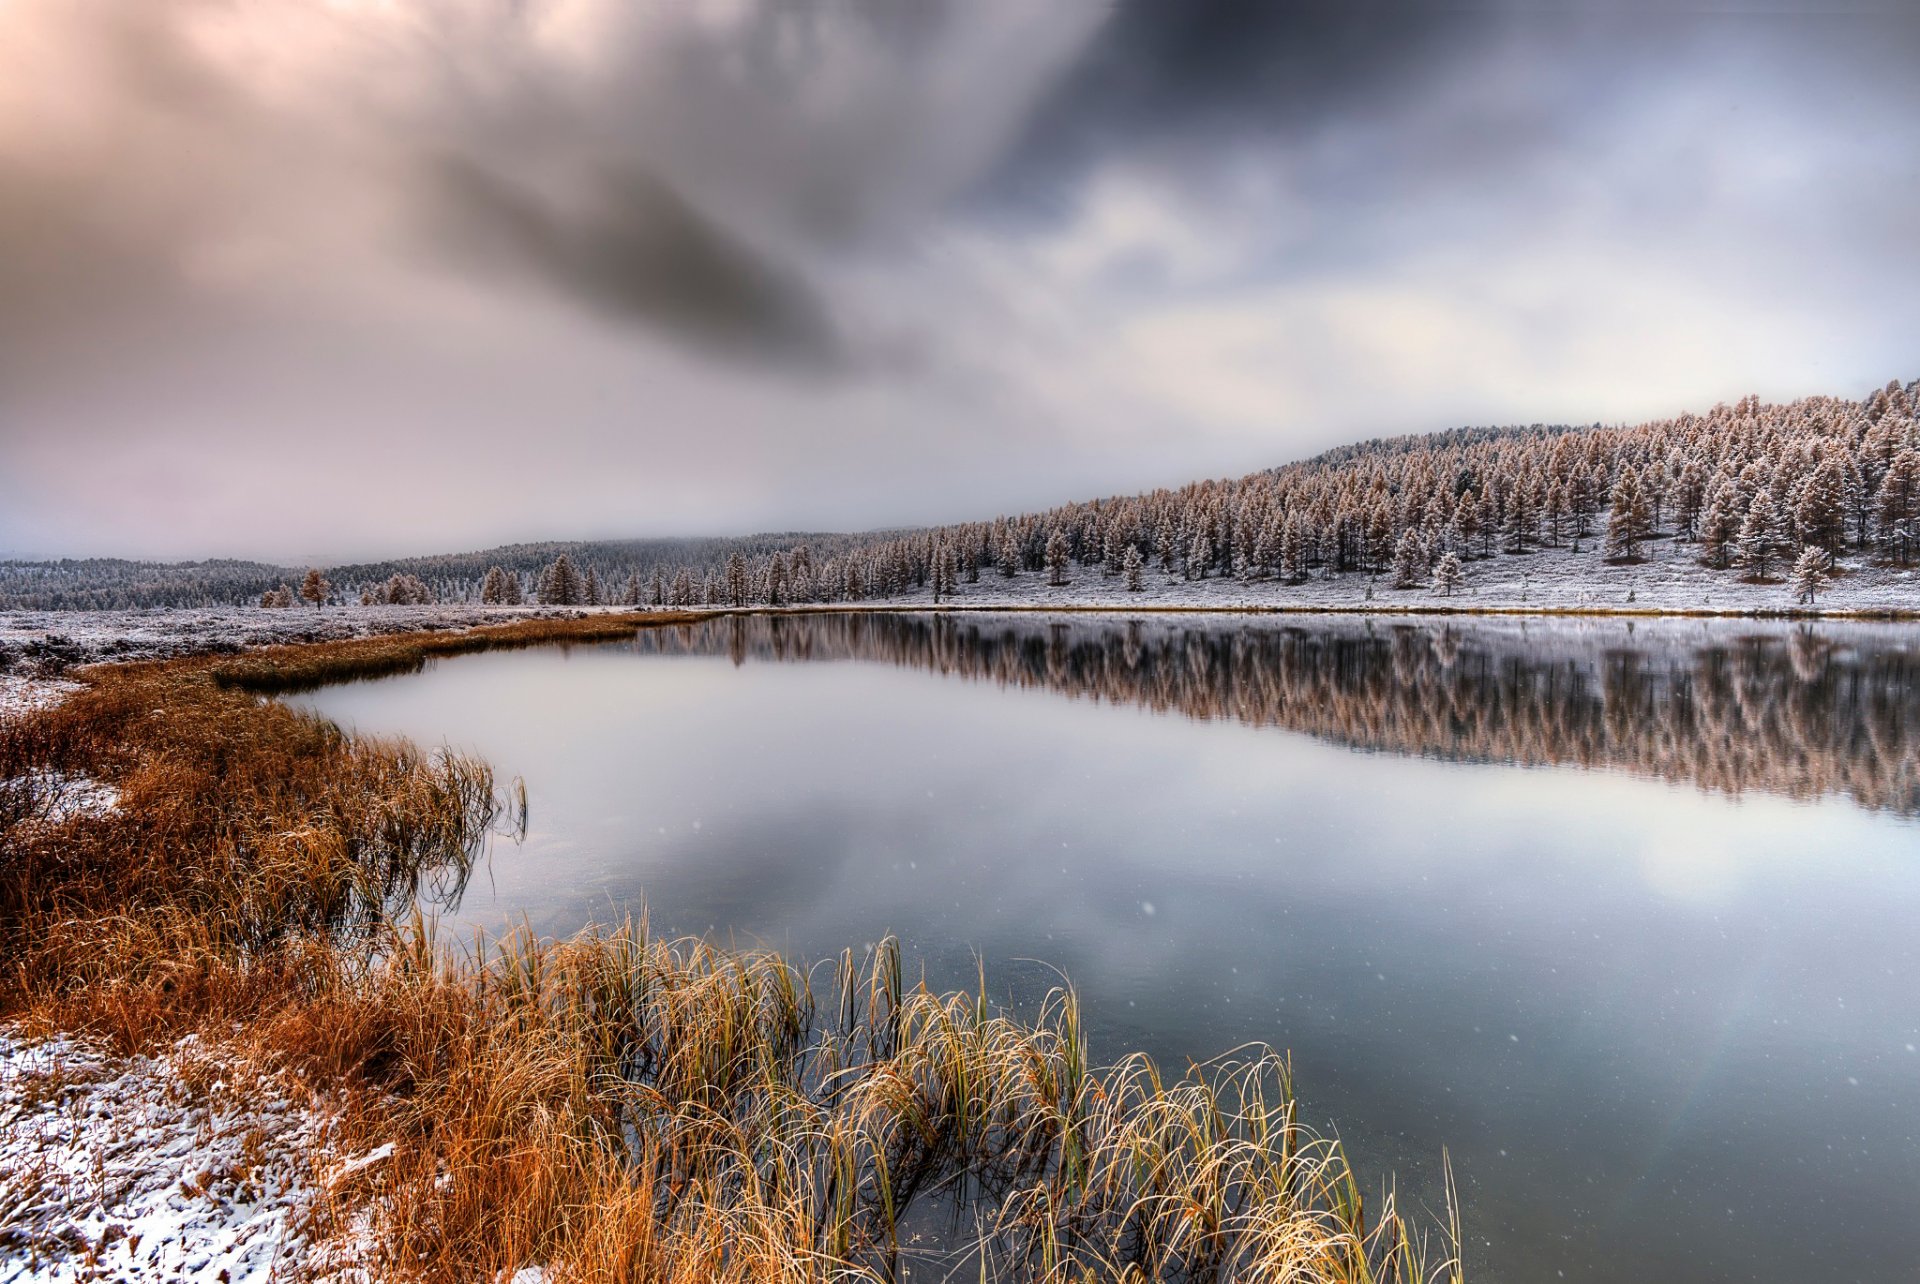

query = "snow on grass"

[0,673,80,722]
[0,770,121,828]
[0,1028,376,1284]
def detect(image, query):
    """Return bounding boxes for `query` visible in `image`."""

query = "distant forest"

[5,377,1917,611]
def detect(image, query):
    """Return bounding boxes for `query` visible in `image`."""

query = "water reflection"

[296,612,1920,1284]
[633,612,1920,814]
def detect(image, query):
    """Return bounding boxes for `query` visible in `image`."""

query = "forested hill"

[5,377,1918,610]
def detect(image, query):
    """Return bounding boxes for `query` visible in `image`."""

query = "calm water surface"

[297,613,1920,1284]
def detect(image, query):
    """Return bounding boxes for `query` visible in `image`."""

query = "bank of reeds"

[0,614,1461,1283]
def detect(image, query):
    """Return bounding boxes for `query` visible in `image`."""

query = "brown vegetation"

[0,614,1460,1283]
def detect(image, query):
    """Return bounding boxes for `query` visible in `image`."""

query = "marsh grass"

[0,612,1461,1283]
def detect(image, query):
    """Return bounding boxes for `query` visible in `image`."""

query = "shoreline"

[0,612,1462,1283]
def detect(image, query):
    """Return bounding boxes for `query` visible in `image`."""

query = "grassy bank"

[0,613,1461,1283]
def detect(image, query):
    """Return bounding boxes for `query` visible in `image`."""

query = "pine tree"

[1698,486,1738,569]
[1736,490,1788,580]
[1392,529,1425,589]
[1045,529,1071,586]
[1794,457,1847,563]
[1789,545,1828,605]
[539,555,585,605]
[1432,551,1466,597]
[583,567,602,606]
[1605,469,1652,561]
[479,566,516,605]
[622,571,642,606]
[1185,531,1211,581]
[1875,450,1920,565]
[1123,544,1144,592]
[299,568,330,609]
[725,552,749,607]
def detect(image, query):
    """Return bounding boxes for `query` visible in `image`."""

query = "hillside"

[5,377,1918,613]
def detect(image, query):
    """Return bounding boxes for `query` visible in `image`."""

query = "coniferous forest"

[6,379,1917,613]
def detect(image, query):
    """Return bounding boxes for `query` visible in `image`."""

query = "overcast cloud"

[1,0,1915,560]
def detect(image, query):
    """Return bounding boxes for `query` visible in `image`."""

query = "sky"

[1,1,1916,563]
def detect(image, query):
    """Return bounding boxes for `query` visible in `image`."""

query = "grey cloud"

[421,156,843,368]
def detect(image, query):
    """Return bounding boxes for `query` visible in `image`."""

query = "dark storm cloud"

[421,157,842,367]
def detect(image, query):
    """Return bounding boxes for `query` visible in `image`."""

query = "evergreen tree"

[726,552,749,607]
[1045,529,1071,586]
[299,568,330,608]
[583,567,602,606]
[1793,457,1847,563]
[1736,491,1788,580]
[1875,450,1920,565]
[1432,551,1466,597]
[1391,529,1425,589]
[479,566,516,605]
[539,554,585,605]
[1605,469,1652,561]
[622,571,642,606]
[1123,544,1144,592]
[1185,531,1211,581]
[1789,545,1828,605]
[1698,486,1739,569]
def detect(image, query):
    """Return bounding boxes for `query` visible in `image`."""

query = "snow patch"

[0,1027,365,1283]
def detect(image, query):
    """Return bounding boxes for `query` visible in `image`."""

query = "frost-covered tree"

[725,552,749,607]
[622,571,642,606]
[1875,450,1920,565]
[379,573,433,605]
[1794,457,1848,563]
[1432,551,1466,597]
[1123,544,1144,592]
[479,566,517,604]
[1045,529,1070,586]
[299,568,331,608]
[1698,487,1739,569]
[1391,529,1425,589]
[1736,491,1789,580]
[583,567,602,606]
[1605,469,1653,561]
[1789,545,1828,604]
[539,555,585,605]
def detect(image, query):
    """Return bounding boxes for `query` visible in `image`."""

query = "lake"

[296,611,1920,1284]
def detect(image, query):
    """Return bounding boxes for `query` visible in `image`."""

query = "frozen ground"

[0,605,590,674]
[883,535,1920,615]
[0,1028,378,1283]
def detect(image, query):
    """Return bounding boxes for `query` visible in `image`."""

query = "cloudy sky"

[1,1,1915,561]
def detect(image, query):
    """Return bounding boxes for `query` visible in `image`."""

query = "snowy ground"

[883,536,1920,615]
[0,1028,379,1283]
[0,605,591,675]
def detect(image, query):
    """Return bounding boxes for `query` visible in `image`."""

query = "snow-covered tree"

[1605,469,1652,561]
[539,555,585,605]
[1045,529,1070,586]
[1432,551,1466,597]
[1875,450,1920,565]
[1123,544,1144,592]
[1736,491,1789,580]
[479,566,518,604]
[1391,529,1425,589]
[1789,545,1828,605]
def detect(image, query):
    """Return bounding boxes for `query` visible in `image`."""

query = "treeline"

[6,377,1918,610]
[627,613,1920,816]
[617,377,1920,608]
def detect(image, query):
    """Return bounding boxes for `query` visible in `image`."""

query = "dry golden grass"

[0,612,1461,1283]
